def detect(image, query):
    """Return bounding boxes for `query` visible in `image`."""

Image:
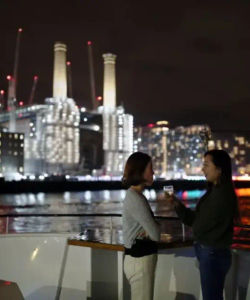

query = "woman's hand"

[137,230,148,238]
[165,194,180,209]
[160,233,172,243]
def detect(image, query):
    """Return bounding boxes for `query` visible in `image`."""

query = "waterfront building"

[102,54,133,176]
[0,131,24,180]
[167,125,210,178]
[0,43,136,178]
[135,123,210,179]
[134,121,169,178]
[208,131,250,175]
[0,42,80,177]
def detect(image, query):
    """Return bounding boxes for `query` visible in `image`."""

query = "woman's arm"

[128,196,160,242]
[175,199,196,226]
[167,195,196,226]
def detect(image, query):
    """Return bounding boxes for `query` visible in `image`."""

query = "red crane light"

[19,101,24,106]
[18,28,23,32]
[66,61,71,66]
[147,123,155,128]
[34,75,38,80]
[6,75,12,80]
[87,41,92,46]
[0,90,4,95]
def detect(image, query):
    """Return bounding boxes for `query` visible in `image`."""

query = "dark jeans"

[194,242,232,300]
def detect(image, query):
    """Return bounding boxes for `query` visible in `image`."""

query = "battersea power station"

[0,41,134,179]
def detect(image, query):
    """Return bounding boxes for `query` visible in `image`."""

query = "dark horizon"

[1,1,250,131]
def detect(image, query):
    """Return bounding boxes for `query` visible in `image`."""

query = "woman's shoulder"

[215,183,235,194]
[125,188,143,199]
[212,183,236,202]
[124,188,146,205]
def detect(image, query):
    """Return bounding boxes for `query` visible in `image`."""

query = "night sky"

[1,1,250,131]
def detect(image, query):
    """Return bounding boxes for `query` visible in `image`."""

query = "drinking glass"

[163,185,174,196]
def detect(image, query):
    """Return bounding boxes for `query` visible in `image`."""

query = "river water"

[0,189,249,234]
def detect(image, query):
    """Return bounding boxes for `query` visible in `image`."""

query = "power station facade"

[0,41,133,178]
[102,53,133,176]
[0,42,80,177]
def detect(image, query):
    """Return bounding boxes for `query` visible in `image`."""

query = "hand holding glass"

[163,185,175,206]
[163,185,174,196]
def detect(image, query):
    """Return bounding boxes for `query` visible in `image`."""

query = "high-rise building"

[208,131,250,175]
[135,123,210,179]
[134,121,169,178]
[167,125,210,178]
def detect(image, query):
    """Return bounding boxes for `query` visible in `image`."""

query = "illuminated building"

[0,131,24,180]
[33,42,80,175]
[167,125,210,178]
[134,121,169,178]
[42,97,80,175]
[135,123,210,179]
[0,42,80,177]
[208,132,250,175]
[102,54,133,176]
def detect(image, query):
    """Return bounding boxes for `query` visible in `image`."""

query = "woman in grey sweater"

[122,152,160,300]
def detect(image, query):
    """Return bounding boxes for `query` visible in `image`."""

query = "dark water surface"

[0,189,249,234]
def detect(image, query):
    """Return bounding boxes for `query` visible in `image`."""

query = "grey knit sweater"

[122,188,160,248]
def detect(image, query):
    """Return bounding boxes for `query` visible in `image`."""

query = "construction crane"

[66,61,73,98]
[8,27,23,101]
[7,28,22,132]
[87,41,97,111]
[28,75,39,105]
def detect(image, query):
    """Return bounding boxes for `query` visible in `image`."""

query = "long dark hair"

[204,149,240,224]
[122,152,151,188]
[204,149,232,184]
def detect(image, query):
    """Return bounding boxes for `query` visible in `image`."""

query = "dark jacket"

[175,184,237,248]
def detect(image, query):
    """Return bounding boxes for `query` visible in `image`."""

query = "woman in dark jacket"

[168,150,239,300]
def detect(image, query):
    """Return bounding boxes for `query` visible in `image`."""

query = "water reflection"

[0,189,249,234]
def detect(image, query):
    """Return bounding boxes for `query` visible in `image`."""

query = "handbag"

[124,238,158,257]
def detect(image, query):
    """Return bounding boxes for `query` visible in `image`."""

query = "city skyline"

[1,1,250,131]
